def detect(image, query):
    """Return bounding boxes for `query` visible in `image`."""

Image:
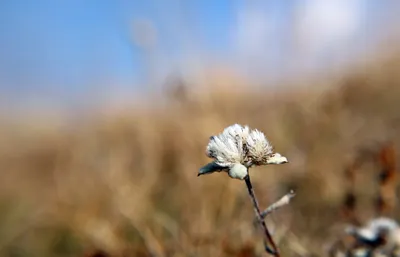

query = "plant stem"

[260,190,296,219]
[244,175,280,257]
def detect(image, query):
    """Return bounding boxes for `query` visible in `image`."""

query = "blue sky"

[0,1,137,100]
[0,0,241,109]
[0,1,398,111]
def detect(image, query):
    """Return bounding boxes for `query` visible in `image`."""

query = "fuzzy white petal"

[246,129,274,165]
[223,124,250,143]
[228,163,248,180]
[206,124,247,166]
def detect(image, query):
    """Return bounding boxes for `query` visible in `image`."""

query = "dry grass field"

[1,52,400,257]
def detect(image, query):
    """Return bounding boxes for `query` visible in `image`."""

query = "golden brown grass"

[1,53,400,257]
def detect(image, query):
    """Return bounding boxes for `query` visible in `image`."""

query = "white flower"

[246,129,274,166]
[199,124,288,180]
[205,128,246,166]
[222,123,250,146]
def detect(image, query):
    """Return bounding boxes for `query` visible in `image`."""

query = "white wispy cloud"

[229,0,391,81]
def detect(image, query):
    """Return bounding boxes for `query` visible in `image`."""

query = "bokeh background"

[1,1,400,256]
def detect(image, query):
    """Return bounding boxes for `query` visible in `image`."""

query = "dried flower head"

[222,123,250,146]
[199,124,288,180]
[205,128,246,166]
[246,129,274,166]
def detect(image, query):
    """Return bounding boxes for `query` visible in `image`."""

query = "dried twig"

[245,175,280,257]
[260,190,296,219]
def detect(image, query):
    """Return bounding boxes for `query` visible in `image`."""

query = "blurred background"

[1,1,400,256]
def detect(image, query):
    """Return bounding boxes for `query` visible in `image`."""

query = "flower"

[198,124,288,180]
[205,130,245,166]
[246,129,274,166]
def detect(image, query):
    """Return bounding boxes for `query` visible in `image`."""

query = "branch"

[260,190,296,219]
[244,175,280,257]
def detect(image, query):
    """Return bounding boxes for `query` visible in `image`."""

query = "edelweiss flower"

[199,124,288,180]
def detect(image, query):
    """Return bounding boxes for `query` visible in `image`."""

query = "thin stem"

[244,175,280,257]
[260,190,296,219]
